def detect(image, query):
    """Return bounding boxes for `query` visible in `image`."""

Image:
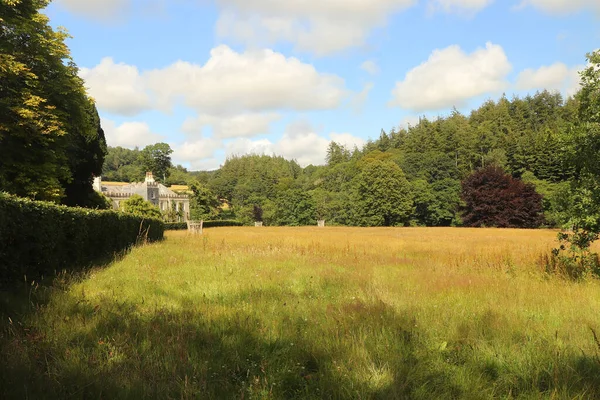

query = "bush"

[0,193,164,284]
[165,222,187,230]
[203,220,243,228]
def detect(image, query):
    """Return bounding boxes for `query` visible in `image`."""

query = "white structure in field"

[93,172,190,221]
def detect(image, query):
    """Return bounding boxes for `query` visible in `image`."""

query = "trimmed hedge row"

[164,220,244,230]
[204,220,244,228]
[165,222,188,230]
[0,193,164,284]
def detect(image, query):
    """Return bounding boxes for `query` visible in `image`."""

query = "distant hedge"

[165,222,188,230]
[0,193,164,284]
[165,220,244,230]
[204,220,244,228]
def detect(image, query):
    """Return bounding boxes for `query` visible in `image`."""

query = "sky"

[44,0,600,170]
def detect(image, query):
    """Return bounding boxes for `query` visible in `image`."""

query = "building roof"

[102,181,187,198]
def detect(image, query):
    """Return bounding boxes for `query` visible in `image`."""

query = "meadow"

[2,227,600,399]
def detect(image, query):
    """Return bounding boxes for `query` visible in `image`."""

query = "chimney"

[93,176,102,192]
[145,172,155,183]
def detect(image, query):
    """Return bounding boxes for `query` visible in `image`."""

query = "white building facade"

[93,172,190,221]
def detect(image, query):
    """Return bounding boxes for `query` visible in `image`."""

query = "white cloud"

[516,0,600,15]
[329,132,366,150]
[145,45,348,114]
[352,82,375,112]
[427,0,494,14]
[389,42,511,112]
[360,60,380,75]
[172,138,222,170]
[102,119,164,148]
[399,115,422,128]
[225,121,366,166]
[83,46,349,116]
[55,0,130,19]
[182,113,280,139]
[215,0,417,55]
[226,138,275,157]
[80,58,151,116]
[516,62,583,96]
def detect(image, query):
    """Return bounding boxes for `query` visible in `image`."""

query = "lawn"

[2,227,600,399]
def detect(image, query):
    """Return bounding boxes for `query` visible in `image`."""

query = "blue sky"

[45,0,600,170]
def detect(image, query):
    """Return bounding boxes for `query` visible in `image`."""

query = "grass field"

[2,227,600,399]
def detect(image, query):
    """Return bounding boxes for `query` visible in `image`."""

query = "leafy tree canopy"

[461,166,543,228]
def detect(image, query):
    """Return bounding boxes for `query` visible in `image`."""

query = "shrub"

[165,222,187,230]
[121,194,162,219]
[203,220,243,228]
[0,193,164,284]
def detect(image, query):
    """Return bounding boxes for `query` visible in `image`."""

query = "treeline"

[109,89,581,227]
[0,0,107,208]
[102,143,202,185]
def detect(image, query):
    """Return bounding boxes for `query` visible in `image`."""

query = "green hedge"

[165,220,244,230]
[165,222,187,230]
[204,220,243,228]
[0,193,164,284]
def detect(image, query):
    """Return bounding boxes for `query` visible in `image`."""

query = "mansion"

[93,172,190,221]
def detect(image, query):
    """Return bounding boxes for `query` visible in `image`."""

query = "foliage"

[461,166,543,228]
[0,0,106,203]
[189,181,220,220]
[138,143,173,183]
[352,160,413,226]
[164,222,188,230]
[203,220,244,228]
[273,189,316,226]
[549,50,600,279]
[121,194,162,220]
[98,52,599,228]
[0,192,163,284]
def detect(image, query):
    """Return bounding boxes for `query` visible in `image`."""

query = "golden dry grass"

[2,227,600,399]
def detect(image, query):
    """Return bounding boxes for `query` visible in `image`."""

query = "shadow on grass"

[2,281,600,399]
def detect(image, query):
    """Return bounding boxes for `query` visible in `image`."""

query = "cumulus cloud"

[54,0,130,20]
[389,42,511,112]
[145,46,348,114]
[182,113,280,138]
[360,60,380,75]
[516,0,600,15]
[80,58,152,116]
[172,138,223,170]
[225,121,366,166]
[352,82,375,112]
[215,0,417,55]
[82,46,348,117]
[399,115,422,128]
[101,119,164,148]
[516,62,583,96]
[427,0,494,14]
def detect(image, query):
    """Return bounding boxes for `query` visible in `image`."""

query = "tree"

[273,189,316,226]
[121,195,162,219]
[139,143,173,182]
[548,50,600,278]
[0,0,106,202]
[189,181,219,220]
[461,166,543,228]
[352,160,413,226]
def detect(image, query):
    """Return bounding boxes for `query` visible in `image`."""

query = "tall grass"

[2,227,600,399]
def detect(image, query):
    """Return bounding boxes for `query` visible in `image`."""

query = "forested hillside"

[103,89,585,227]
